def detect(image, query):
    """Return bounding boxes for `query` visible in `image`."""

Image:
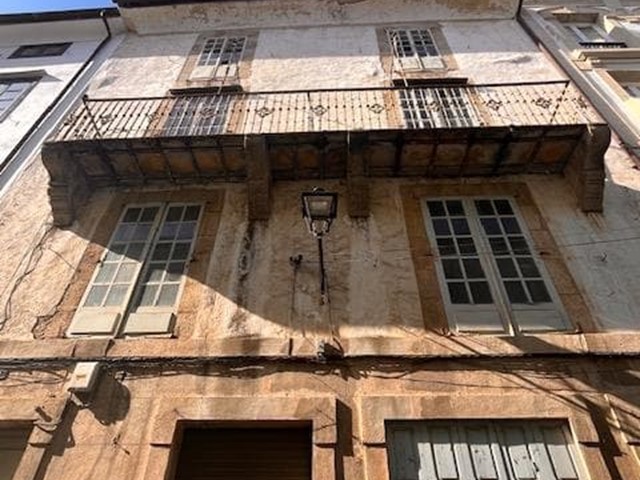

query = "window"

[190,36,247,81]
[164,95,231,136]
[400,86,478,128]
[424,198,568,333]
[622,83,640,98]
[387,420,585,480]
[563,24,625,48]
[387,28,445,70]
[68,203,202,336]
[9,42,71,59]
[172,425,312,480]
[0,427,31,479]
[0,78,37,121]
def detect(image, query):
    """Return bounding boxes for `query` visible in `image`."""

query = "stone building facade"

[1,0,640,479]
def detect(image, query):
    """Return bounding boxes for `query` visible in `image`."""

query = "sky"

[0,0,114,14]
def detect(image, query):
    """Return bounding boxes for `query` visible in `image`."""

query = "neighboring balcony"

[43,81,610,225]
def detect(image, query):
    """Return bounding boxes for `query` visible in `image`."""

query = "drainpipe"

[0,10,116,192]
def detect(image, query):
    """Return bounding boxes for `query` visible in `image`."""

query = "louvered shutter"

[68,205,162,336]
[387,421,582,480]
[173,427,312,480]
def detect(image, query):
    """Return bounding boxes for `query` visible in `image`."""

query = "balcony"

[43,81,609,225]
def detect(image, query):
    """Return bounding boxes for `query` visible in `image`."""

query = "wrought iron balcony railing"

[51,81,599,143]
[579,41,627,49]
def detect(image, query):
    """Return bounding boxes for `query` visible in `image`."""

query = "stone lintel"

[245,136,271,221]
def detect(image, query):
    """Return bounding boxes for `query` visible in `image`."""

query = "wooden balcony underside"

[42,83,611,225]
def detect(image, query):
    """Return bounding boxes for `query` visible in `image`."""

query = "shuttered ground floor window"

[387,420,585,480]
[172,425,312,480]
[0,427,31,479]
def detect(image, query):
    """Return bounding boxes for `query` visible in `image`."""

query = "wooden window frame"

[386,419,588,480]
[8,42,71,59]
[0,77,38,122]
[377,24,458,82]
[422,196,571,334]
[176,30,258,89]
[67,202,203,338]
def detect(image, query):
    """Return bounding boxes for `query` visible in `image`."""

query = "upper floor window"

[9,42,71,59]
[191,36,247,81]
[400,86,478,129]
[623,83,640,98]
[563,24,626,48]
[424,197,569,333]
[387,28,445,71]
[164,94,231,136]
[0,77,38,122]
[67,203,202,337]
[387,420,585,480]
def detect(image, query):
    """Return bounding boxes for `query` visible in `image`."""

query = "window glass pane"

[462,258,484,279]
[469,282,493,304]
[166,206,184,222]
[160,223,178,240]
[105,285,128,307]
[432,219,450,236]
[448,282,470,304]
[437,238,456,256]
[84,285,108,307]
[152,243,172,261]
[526,280,552,303]
[517,257,541,278]
[145,263,165,283]
[480,218,501,235]
[474,200,494,216]
[443,259,463,279]
[114,263,137,283]
[496,258,518,278]
[166,262,186,282]
[157,284,180,306]
[509,236,530,255]
[427,201,446,217]
[501,217,521,234]
[489,237,509,255]
[123,207,141,222]
[505,281,528,304]
[184,205,201,221]
[126,242,146,261]
[451,218,470,235]
[95,263,117,283]
[138,284,158,306]
[177,222,196,240]
[494,199,513,215]
[445,200,464,216]
[457,237,476,255]
[172,243,191,260]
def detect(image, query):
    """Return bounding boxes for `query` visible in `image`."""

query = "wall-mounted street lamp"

[302,188,338,304]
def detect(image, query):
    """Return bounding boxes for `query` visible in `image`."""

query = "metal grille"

[164,95,231,136]
[52,82,600,142]
[400,87,477,128]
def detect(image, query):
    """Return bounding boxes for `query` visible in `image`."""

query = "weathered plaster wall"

[119,0,520,35]
[90,17,563,95]
[2,358,640,479]
[0,29,102,164]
